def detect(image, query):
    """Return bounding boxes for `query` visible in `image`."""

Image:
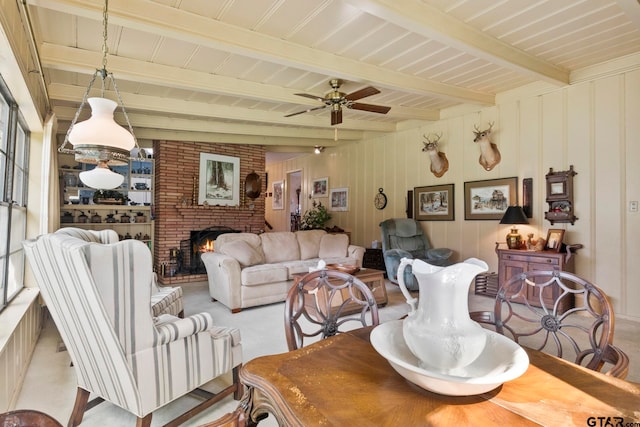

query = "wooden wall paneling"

[624,69,640,318]
[593,76,623,305]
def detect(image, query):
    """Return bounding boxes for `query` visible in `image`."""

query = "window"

[0,75,29,313]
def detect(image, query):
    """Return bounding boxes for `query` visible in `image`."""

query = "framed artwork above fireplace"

[198,153,240,206]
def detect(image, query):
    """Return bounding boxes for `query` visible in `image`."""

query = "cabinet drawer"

[500,252,559,266]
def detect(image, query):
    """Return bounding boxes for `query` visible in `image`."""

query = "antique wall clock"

[374,188,387,210]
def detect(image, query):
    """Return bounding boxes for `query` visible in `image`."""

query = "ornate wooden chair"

[23,232,242,427]
[284,270,379,350]
[470,270,629,379]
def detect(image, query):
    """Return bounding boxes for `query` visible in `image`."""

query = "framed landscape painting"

[414,184,455,221]
[464,177,517,220]
[198,153,240,206]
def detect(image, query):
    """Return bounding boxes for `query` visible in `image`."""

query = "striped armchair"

[54,227,184,317]
[23,232,242,427]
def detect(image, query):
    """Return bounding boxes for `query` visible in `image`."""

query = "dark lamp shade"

[500,206,529,225]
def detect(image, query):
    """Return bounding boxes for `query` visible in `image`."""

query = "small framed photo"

[544,229,565,252]
[414,184,455,221]
[272,181,284,210]
[329,187,348,211]
[312,177,329,197]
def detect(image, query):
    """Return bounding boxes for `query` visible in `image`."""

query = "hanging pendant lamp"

[58,0,140,189]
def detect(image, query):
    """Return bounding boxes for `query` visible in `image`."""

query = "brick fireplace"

[153,140,265,285]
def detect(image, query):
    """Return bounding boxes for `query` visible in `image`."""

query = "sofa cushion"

[261,232,300,263]
[319,233,349,258]
[216,233,263,253]
[220,239,265,267]
[241,264,289,286]
[296,230,326,260]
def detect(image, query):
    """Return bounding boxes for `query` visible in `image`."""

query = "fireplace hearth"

[179,226,240,274]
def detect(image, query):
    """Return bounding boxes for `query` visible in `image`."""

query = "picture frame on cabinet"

[198,153,240,206]
[414,184,455,221]
[464,177,517,220]
[544,229,565,252]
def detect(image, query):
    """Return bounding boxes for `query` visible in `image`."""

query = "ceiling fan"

[285,79,391,126]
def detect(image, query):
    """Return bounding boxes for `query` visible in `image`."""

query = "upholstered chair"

[54,227,184,317]
[24,232,242,427]
[379,218,453,290]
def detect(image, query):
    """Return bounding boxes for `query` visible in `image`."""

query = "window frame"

[0,75,30,312]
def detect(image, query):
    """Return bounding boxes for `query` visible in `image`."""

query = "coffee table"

[292,267,387,315]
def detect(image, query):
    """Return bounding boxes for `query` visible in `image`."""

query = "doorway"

[287,170,302,231]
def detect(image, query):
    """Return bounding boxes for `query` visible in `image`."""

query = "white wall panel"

[593,76,623,305]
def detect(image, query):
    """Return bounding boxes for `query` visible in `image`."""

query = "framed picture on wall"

[272,181,284,210]
[329,187,349,211]
[414,184,455,221]
[312,177,329,197]
[464,177,517,220]
[198,153,240,206]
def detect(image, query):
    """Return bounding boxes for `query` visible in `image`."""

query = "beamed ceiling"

[24,0,640,156]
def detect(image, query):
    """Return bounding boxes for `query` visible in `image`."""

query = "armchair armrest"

[426,247,453,261]
[347,244,365,267]
[155,312,214,344]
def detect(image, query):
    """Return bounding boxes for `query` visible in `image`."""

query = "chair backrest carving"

[284,270,379,351]
[472,270,628,378]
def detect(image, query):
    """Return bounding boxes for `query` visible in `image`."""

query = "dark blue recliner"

[379,218,453,290]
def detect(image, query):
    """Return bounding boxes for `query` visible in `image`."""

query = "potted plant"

[300,201,331,230]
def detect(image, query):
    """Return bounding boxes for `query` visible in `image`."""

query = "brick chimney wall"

[153,140,265,285]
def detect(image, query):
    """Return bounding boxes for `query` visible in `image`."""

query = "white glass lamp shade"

[69,97,135,165]
[79,163,124,190]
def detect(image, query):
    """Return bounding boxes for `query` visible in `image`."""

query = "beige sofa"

[201,230,365,312]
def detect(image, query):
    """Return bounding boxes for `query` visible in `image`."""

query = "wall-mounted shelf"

[545,165,577,225]
[59,155,155,252]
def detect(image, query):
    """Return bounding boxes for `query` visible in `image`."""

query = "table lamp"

[500,206,529,249]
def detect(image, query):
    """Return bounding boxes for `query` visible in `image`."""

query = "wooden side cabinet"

[496,248,576,312]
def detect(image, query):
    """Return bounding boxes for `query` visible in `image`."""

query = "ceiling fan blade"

[350,102,391,114]
[294,93,326,102]
[331,109,342,126]
[284,105,327,117]
[344,86,380,101]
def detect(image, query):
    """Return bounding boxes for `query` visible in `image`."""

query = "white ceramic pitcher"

[397,257,489,373]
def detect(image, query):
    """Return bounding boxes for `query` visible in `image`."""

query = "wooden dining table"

[233,326,640,426]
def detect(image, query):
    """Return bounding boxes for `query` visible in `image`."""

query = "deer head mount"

[422,133,449,178]
[473,122,501,171]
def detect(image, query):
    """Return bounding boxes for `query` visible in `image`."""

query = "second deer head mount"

[473,122,501,171]
[422,133,449,178]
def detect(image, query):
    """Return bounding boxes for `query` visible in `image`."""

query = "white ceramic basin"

[370,320,529,396]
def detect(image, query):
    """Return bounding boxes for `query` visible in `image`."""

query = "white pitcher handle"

[397,257,418,313]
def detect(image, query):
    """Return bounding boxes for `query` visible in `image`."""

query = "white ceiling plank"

[41,44,439,120]
[342,0,569,85]
[30,0,494,104]
[47,82,397,132]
